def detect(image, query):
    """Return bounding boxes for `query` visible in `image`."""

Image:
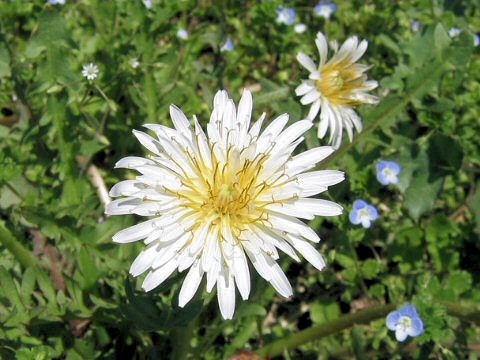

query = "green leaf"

[310,300,341,325]
[362,259,380,280]
[0,40,11,78]
[404,150,443,222]
[0,266,25,312]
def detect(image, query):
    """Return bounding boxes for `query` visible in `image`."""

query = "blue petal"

[367,205,379,220]
[410,317,424,337]
[399,304,417,318]
[377,160,388,173]
[349,210,361,225]
[376,171,390,185]
[388,161,402,175]
[386,310,400,330]
[361,218,371,228]
[353,199,367,210]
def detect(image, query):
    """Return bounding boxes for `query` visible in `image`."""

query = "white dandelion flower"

[296,32,379,149]
[106,89,344,319]
[82,63,99,80]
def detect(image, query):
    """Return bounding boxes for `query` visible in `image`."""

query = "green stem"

[255,301,480,358]
[257,303,396,358]
[0,221,38,268]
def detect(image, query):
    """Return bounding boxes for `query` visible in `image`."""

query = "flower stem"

[0,221,38,268]
[255,301,480,358]
[256,303,396,358]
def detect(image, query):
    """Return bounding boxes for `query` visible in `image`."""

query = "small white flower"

[177,29,189,40]
[294,23,307,34]
[82,63,99,80]
[130,58,140,69]
[448,27,462,37]
[142,0,153,9]
[296,32,378,149]
[106,89,344,320]
[220,37,235,52]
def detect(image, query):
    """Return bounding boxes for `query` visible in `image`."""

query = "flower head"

[48,0,65,4]
[276,7,296,25]
[82,63,99,80]
[130,58,140,69]
[411,20,420,32]
[314,1,337,19]
[376,160,401,185]
[220,37,235,52]
[106,89,344,319]
[448,27,462,37]
[177,29,189,40]
[349,200,378,228]
[294,23,307,34]
[296,32,378,149]
[386,304,424,342]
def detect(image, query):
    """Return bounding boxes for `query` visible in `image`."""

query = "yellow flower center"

[167,144,286,233]
[316,61,366,107]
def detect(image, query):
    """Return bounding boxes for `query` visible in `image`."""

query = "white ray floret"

[107,89,344,319]
[296,32,379,149]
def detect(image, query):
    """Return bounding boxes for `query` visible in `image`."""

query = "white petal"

[287,234,326,271]
[290,198,343,216]
[248,112,266,139]
[132,130,162,156]
[142,259,178,291]
[295,81,315,96]
[286,146,335,175]
[300,89,321,105]
[105,197,142,215]
[316,32,329,66]
[178,260,203,307]
[109,180,146,197]
[237,89,253,141]
[129,244,158,277]
[169,104,192,138]
[217,267,236,320]
[275,120,313,148]
[232,246,250,300]
[297,52,318,73]
[265,256,293,297]
[351,39,368,63]
[114,156,154,169]
[266,213,321,243]
[307,100,321,120]
[112,218,156,243]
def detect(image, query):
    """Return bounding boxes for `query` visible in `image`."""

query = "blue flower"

[474,34,480,47]
[386,304,424,342]
[220,37,235,52]
[276,8,296,26]
[448,27,462,37]
[411,20,420,32]
[376,160,401,185]
[314,1,337,19]
[349,200,378,228]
